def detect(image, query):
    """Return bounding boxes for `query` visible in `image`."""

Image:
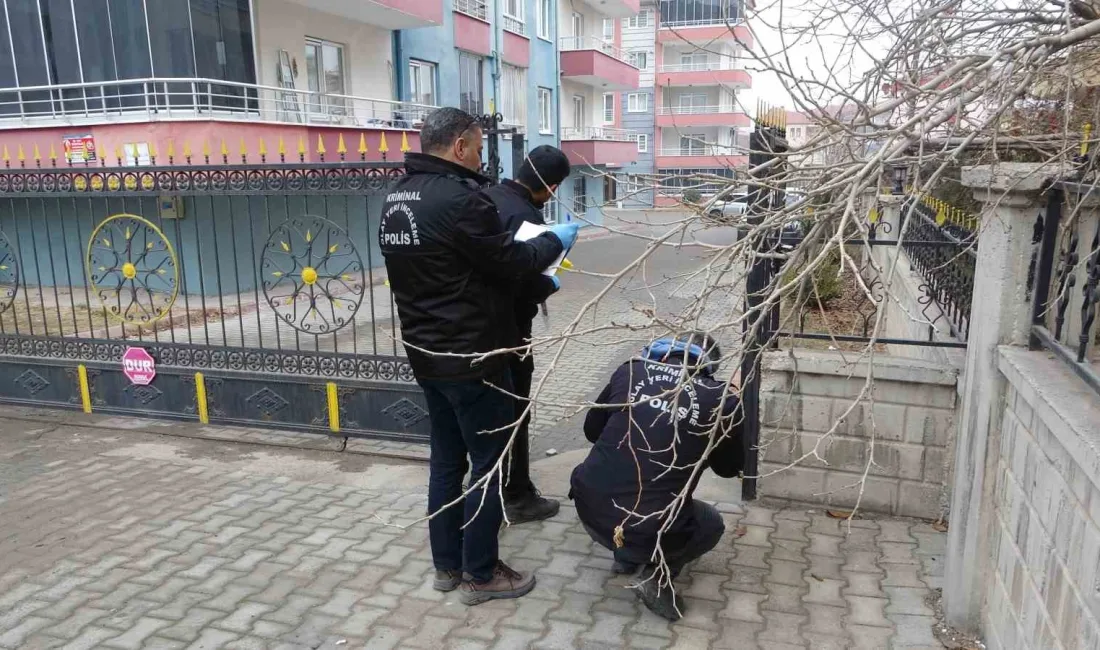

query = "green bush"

[682,189,702,204]
[782,246,843,309]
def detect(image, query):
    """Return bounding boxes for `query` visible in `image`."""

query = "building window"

[627,51,649,70]
[537,0,552,40]
[627,93,649,113]
[459,53,483,114]
[636,133,649,153]
[659,0,740,27]
[602,93,615,124]
[504,0,525,33]
[602,18,615,42]
[681,133,707,155]
[624,10,652,28]
[572,95,586,131]
[502,64,527,126]
[572,177,587,214]
[678,93,709,113]
[538,88,553,134]
[305,39,347,117]
[409,59,437,106]
[541,198,558,224]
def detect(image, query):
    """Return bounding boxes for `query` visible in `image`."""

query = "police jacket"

[483,180,559,346]
[570,356,743,565]
[379,154,564,380]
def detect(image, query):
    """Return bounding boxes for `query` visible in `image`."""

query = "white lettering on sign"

[122,347,157,386]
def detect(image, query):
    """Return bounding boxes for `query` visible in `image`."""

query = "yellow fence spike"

[239,137,248,158]
[17,144,25,162]
[259,138,268,158]
[317,134,326,156]
[202,141,211,158]
[400,132,411,153]
[278,136,287,157]
[2,145,9,163]
[337,134,347,155]
[114,144,122,162]
[148,141,157,160]
[297,136,307,157]
[32,144,41,162]
[167,139,176,159]
[358,133,368,155]
[378,132,389,154]
[183,141,192,159]
[1082,123,1092,157]
[49,144,58,162]
[220,139,229,158]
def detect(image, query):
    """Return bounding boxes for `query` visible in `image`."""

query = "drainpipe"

[491,0,503,171]
[392,31,403,103]
[554,4,563,223]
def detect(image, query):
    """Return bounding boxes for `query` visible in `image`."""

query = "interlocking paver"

[0,413,955,649]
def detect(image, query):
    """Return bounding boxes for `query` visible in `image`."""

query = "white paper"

[515,221,568,277]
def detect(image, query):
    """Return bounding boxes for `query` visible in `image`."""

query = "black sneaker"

[433,569,462,592]
[634,567,685,621]
[504,490,560,525]
[612,560,640,575]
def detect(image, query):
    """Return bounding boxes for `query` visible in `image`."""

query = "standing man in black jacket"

[484,145,572,524]
[379,108,579,606]
[570,331,743,621]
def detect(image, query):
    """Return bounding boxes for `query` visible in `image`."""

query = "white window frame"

[681,133,707,155]
[602,93,615,124]
[501,64,527,127]
[624,10,652,28]
[627,93,649,113]
[537,0,551,40]
[636,133,649,153]
[628,51,648,70]
[504,0,525,23]
[408,59,437,107]
[538,87,553,134]
[572,95,587,130]
[602,18,615,43]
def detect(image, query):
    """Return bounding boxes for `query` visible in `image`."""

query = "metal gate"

[0,142,433,442]
[738,114,977,499]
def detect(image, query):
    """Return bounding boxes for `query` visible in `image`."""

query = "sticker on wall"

[63,133,97,164]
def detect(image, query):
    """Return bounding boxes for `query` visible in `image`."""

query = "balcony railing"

[658,62,739,73]
[657,105,739,115]
[658,145,746,156]
[0,77,436,130]
[660,16,744,29]
[563,126,637,142]
[453,0,488,20]
[559,36,634,67]
[503,14,526,35]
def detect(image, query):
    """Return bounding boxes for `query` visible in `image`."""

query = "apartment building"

[552,0,642,226]
[619,3,658,208]
[0,0,444,163]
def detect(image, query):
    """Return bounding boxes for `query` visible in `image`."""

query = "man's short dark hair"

[420,107,480,154]
[516,145,571,190]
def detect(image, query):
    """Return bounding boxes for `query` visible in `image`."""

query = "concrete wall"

[984,346,1100,649]
[759,350,958,519]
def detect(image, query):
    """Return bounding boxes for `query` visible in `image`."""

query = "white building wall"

[620,7,656,87]
[253,0,395,100]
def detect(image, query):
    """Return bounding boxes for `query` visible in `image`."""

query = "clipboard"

[515,221,570,277]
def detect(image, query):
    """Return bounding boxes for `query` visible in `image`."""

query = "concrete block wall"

[984,346,1100,649]
[759,350,958,519]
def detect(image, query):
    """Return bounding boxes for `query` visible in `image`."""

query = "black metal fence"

[0,155,435,441]
[1029,181,1100,395]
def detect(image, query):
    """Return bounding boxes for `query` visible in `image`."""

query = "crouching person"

[569,331,743,621]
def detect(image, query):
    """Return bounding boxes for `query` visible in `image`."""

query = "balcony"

[656,106,752,127]
[453,0,487,20]
[657,21,753,49]
[560,37,640,91]
[561,127,640,167]
[656,64,751,89]
[0,77,436,131]
[573,0,641,18]
[287,0,443,28]
[656,146,748,169]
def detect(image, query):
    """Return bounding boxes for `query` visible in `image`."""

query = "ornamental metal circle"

[0,229,19,315]
[86,213,180,325]
[260,215,366,334]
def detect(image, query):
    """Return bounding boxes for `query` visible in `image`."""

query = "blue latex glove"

[551,275,561,291]
[548,223,580,250]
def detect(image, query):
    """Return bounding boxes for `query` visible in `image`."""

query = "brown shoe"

[459,561,536,605]
[434,569,462,592]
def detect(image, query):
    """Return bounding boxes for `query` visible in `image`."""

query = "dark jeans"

[503,354,535,502]
[419,369,514,583]
[582,501,725,576]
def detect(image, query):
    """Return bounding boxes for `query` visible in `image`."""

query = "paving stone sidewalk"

[0,422,948,649]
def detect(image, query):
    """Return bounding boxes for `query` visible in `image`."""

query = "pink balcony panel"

[503,31,530,67]
[656,68,751,89]
[454,12,491,56]
[290,0,442,28]
[657,24,753,49]
[656,154,748,168]
[560,51,640,91]
[592,0,641,18]
[562,140,639,168]
[655,111,752,128]
[376,0,443,25]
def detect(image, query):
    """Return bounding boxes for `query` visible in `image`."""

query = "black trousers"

[581,501,726,576]
[503,353,535,502]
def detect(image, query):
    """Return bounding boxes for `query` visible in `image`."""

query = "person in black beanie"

[484,145,573,524]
